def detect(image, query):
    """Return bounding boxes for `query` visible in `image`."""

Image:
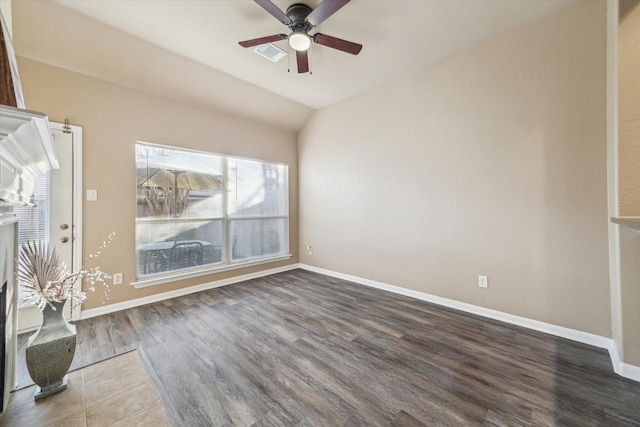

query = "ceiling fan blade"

[306,0,350,26]
[313,33,362,55]
[239,34,287,48]
[254,0,292,25]
[296,50,310,74]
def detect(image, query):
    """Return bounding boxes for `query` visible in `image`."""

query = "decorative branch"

[18,232,116,311]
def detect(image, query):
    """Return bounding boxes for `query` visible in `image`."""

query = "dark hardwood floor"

[15,269,640,426]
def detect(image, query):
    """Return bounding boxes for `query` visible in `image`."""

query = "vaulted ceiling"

[12,0,575,132]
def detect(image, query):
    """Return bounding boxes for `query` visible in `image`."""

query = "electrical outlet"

[478,275,488,289]
[113,272,123,285]
[87,189,98,201]
[307,245,313,255]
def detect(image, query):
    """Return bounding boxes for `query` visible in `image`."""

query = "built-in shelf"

[0,105,58,206]
[610,217,640,231]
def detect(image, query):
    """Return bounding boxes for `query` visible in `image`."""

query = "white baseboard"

[608,343,640,382]
[298,263,640,383]
[80,264,299,320]
[620,362,640,382]
[78,261,640,383]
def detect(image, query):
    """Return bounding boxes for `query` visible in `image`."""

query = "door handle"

[60,237,69,243]
[60,224,69,230]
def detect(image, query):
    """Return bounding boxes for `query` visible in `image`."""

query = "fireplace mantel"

[0,105,59,206]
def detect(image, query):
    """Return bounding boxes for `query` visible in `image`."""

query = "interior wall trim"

[605,0,624,372]
[80,263,299,320]
[298,263,640,383]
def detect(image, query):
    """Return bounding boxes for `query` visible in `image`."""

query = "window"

[14,172,51,245]
[135,143,289,282]
[14,171,50,302]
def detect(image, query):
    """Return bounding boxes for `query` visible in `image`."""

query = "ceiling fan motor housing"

[286,3,314,32]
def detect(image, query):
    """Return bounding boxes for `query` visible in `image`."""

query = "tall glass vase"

[25,299,76,399]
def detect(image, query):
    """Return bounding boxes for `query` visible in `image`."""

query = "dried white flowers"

[18,232,116,311]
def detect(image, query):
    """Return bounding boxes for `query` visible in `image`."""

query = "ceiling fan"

[239,0,363,74]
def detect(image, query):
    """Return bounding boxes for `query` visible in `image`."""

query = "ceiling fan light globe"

[289,32,311,51]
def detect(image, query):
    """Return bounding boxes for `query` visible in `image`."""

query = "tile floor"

[0,350,172,426]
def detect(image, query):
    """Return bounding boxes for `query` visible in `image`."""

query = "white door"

[16,122,82,331]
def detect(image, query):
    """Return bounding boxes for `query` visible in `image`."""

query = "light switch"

[87,189,98,201]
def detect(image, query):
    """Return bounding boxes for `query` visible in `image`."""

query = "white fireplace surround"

[0,105,58,206]
[0,104,58,412]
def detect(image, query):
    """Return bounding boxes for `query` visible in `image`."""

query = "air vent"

[253,43,287,63]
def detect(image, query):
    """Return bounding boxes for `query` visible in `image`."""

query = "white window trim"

[135,141,290,285]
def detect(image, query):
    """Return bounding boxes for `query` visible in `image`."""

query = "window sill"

[131,254,293,289]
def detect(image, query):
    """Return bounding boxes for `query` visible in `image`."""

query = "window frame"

[133,142,291,288]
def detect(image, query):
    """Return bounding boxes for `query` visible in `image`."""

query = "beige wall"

[18,58,299,310]
[618,226,640,365]
[299,1,611,336]
[617,0,640,366]
[618,0,640,215]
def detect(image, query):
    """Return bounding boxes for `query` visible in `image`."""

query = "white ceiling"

[12,0,575,132]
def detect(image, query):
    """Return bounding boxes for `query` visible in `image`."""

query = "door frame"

[50,122,83,322]
[16,122,83,332]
